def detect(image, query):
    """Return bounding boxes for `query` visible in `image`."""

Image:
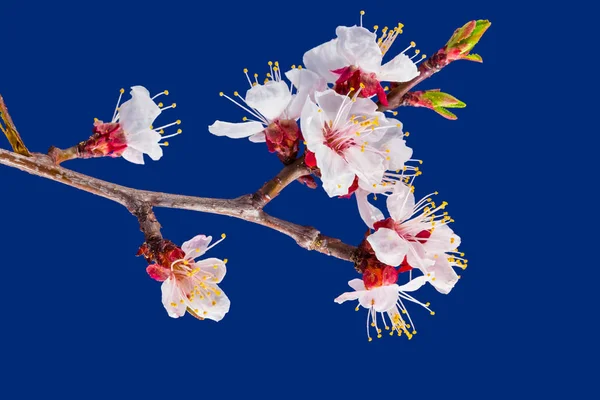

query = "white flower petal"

[424,224,461,254]
[248,132,266,143]
[387,184,416,222]
[334,290,363,304]
[182,235,212,258]
[161,277,187,318]
[303,39,347,83]
[188,285,231,322]
[118,86,161,134]
[315,145,355,197]
[378,53,419,82]
[335,26,382,73]
[195,258,227,283]
[427,257,459,294]
[367,228,408,266]
[371,285,400,312]
[300,98,326,148]
[345,146,385,188]
[315,89,351,124]
[348,278,366,291]
[382,137,413,171]
[396,276,428,292]
[245,81,292,121]
[348,96,379,119]
[208,121,265,139]
[285,68,328,93]
[121,147,145,165]
[355,189,385,229]
[126,129,163,161]
[285,68,328,120]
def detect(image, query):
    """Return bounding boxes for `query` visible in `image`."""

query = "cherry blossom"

[87,86,181,164]
[145,234,231,321]
[208,63,326,161]
[335,266,435,341]
[303,21,422,105]
[301,88,414,197]
[358,183,466,294]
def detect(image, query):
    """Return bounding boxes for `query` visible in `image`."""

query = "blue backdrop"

[0,0,588,398]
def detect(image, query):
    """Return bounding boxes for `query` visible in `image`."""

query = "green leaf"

[421,91,466,108]
[433,107,458,120]
[461,53,483,63]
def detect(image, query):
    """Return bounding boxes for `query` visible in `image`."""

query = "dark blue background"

[0,1,589,398]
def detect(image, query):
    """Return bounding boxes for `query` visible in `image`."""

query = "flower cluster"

[205,11,475,339]
[53,12,487,335]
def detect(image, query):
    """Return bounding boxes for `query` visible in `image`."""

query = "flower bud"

[402,90,466,120]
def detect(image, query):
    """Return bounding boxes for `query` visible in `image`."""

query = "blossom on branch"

[208,63,325,163]
[335,265,435,341]
[359,183,466,294]
[140,234,230,321]
[303,22,421,105]
[80,86,180,164]
[301,89,414,197]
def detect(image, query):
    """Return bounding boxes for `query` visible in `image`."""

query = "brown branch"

[252,155,310,208]
[378,56,442,112]
[0,148,359,263]
[0,94,31,156]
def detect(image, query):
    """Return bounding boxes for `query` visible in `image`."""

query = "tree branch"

[0,148,359,263]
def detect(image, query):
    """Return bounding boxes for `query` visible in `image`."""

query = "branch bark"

[0,148,359,263]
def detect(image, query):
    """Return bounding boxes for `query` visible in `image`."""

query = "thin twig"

[0,94,31,156]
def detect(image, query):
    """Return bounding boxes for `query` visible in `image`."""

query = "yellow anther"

[170,302,177,307]
[373,25,379,30]
[430,311,435,316]
[243,68,248,73]
[355,306,360,311]
[164,90,169,95]
[203,311,208,315]
[317,109,322,113]
[223,258,228,264]
[359,82,366,89]
[172,103,177,108]
[425,302,431,307]
[163,142,169,147]
[158,102,164,108]
[291,65,296,69]
[268,61,273,66]
[233,91,239,96]
[414,49,420,55]
[360,10,365,15]
[211,301,216,306]
[219,92,224,96]
[94,118,99,122]
[274,61,279,66]
[176,120,181,125]
[368,337,373,342]
[254,73,258,78]
[405,131,410,136]
[298,65,303,70]
[213,265,218,269]
[221,233,226,239]
[120,88,124,94]
[377,334,382,339]
[242,116,248,121]
[410,41,416,47]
